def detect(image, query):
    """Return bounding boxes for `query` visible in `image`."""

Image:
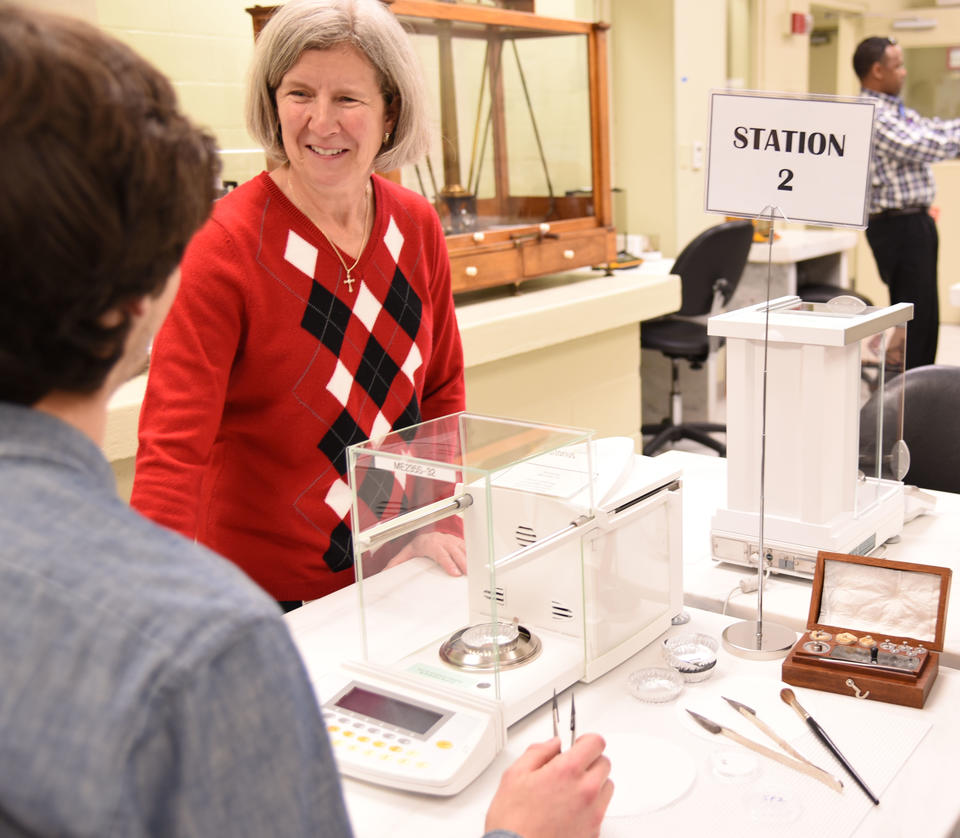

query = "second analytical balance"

[709,295,913,578]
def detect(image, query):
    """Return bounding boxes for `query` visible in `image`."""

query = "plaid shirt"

[863,89,960,214]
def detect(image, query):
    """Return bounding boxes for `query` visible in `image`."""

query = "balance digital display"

[332,684,449,738]
[317,662,506,796]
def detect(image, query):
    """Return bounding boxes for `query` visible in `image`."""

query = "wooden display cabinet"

[246,2,615,293]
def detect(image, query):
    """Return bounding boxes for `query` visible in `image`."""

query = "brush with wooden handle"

[686,709,844,793]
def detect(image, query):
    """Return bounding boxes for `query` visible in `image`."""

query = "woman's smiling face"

[275,43,395,192]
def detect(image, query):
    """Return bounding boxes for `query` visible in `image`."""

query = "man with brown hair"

[0,5,355,835]
[0,5,611,836]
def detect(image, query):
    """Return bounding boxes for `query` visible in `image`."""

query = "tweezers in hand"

[552,688,576,750]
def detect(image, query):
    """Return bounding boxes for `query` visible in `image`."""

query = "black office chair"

[641,219,754,457]
[859,364,960,494]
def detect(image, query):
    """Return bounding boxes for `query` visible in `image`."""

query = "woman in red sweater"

[132,0,466,607]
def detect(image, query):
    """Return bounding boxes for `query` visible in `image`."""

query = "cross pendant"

[344,272,355,292]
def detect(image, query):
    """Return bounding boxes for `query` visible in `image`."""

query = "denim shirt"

[0,403,352,837]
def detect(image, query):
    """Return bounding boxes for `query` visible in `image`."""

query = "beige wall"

[740,1,960,326]
[29,0,596,192]
[25,0,960,323]
[608,0,677,253]
[26,0,96,16]
[673,0,727,251]
[101,0,263,186]
[608,0,725,257]
[852,7,960,323]
[846,5,960,325]
[27,0,264,186]
[728,0,750,89]
[750,0,811,93]
[935,162,960,325]
[464,324,643,444]
[856,160,960,326]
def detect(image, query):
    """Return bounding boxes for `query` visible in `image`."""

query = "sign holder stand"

[702,89,876,659]
[721,204,797,660]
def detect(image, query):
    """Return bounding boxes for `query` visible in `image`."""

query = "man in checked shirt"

[854,36,960,369]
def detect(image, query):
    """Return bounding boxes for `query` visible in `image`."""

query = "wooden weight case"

[782,551,951,708]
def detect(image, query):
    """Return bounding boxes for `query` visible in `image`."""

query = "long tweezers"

[551,688,576,750]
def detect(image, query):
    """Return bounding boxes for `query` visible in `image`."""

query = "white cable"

[722,571,770,615]
[722,585,739,616]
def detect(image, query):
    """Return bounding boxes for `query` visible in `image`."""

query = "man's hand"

[384,531,467,576]
[483,734,613,838]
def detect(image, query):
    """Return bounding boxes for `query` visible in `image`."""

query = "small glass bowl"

[662,633,719,682]
[627,666,684,703]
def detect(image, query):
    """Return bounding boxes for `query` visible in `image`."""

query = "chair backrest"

[859,364,960,494]
[671,220,755,317]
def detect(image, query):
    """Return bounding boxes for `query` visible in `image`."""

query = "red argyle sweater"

[131,173,465,600]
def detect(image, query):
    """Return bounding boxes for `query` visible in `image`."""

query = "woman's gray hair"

[246,0,430,172]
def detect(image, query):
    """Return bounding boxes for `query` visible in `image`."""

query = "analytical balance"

[709,295,913,579]
[315,413,683,795]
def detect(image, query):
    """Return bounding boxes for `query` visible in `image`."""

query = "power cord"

[722,569,770,615]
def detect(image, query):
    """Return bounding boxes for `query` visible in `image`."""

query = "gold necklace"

[288,173,370,292]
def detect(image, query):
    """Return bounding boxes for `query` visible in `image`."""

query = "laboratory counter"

[656,450,960,669]
[285,593,960,838]
[105,263,680,498]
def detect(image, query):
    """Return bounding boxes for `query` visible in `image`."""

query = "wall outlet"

[692,141,704,171]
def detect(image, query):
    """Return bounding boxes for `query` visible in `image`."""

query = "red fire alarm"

[791,12,813,35]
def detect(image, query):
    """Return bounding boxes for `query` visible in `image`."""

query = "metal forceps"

[551,688,576,750]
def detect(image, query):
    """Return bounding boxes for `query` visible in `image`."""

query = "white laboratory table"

[654,450,960,669]
[285,591,960,838]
